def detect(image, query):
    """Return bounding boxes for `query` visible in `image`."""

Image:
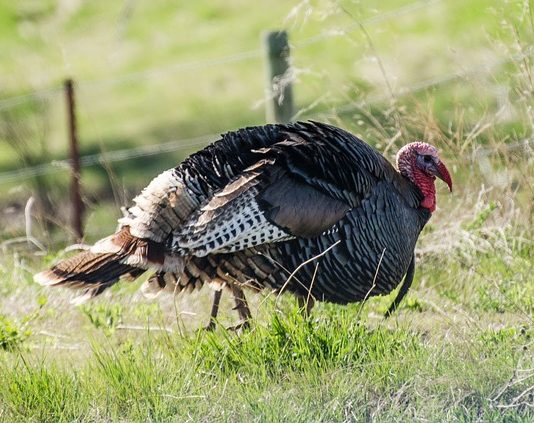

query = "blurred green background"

[0,0,531,240]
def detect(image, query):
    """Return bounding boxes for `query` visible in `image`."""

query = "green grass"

[1,1,534,421]
[0,221,532,421]
[0,302,532,421]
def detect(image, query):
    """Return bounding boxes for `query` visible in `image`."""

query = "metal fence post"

[263,30,294,123]
[64,78,84,241]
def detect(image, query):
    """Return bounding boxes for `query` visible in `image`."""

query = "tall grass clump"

[1,305,530,421]
[0,355,88,422]
[186,307,422,378]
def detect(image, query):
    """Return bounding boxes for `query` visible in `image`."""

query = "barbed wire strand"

[0,87,63,112]
[0,134,217,184]
[77,50,262,90]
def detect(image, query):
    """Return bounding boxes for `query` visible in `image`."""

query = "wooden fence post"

[263,30,294,123]
[64,78,84,241]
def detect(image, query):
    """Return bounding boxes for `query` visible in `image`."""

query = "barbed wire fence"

[1,41,531,186]
[0,0,442,179]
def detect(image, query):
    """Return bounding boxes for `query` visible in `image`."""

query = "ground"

[0,1,533,421]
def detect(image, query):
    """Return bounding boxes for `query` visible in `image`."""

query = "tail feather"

[33,226,182,304]
[141,271,181,299]
[34,251,140,304]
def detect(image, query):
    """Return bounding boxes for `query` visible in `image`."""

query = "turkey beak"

[432,161,453,192]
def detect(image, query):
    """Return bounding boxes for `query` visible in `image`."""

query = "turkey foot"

[225,321,251,332]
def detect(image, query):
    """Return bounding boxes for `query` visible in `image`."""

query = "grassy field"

[0,0,529,203]
[1,0,534,421]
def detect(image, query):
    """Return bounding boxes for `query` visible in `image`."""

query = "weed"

[0,295,46,350]
[0,315,30,351]
[80,303,123,337]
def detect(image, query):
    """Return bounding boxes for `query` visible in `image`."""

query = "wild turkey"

[35,121,452,328]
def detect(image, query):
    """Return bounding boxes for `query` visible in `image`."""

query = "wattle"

[420,194,436,212]
[412,170,437,213]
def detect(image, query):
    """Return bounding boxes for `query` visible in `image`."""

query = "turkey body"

[125,121,429,303]
[250,185,427,304]
[36,121,433,313]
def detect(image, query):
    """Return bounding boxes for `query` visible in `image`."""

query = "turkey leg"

[228,284,252,331]
[204,289,223,331]
[384,254,415,318]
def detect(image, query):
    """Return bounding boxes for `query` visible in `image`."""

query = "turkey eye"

[423,155,432,163]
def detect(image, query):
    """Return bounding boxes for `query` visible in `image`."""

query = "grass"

[1,0,534,421]
[0,215,532,421]
[0,302,531,421]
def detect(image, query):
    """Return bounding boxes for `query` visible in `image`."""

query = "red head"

[396,142,453,213]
